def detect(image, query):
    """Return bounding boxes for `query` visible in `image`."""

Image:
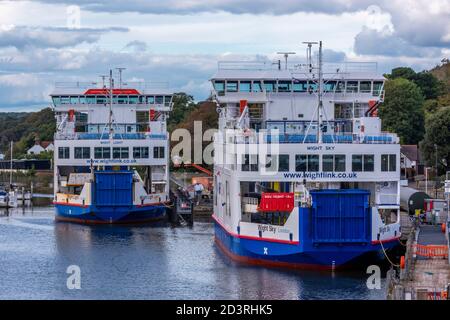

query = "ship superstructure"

[52,70,172,223]
[211,42,401,269]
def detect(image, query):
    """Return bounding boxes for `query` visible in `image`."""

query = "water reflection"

[0,206,386,300]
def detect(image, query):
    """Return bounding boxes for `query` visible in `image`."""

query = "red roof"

[84,88,141,95]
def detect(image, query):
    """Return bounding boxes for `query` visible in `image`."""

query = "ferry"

[211,42,401,270]
[51,70,172,224]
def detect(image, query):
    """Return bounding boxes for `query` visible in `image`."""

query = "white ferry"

[211,42,401,269]
[51,70,172,224]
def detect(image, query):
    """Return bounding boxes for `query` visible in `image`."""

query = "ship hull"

[214,219,399,270]
[54,203,167,224]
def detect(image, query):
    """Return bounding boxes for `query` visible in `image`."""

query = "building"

[27,141,54,155]
[400,145,422,179]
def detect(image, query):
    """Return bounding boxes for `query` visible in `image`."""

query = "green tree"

[379,78,425,144]
[411,71,440,99]
[419,106,450,174]
[388,67,416,80]
[167,92,198,131]
[387,67,440,100]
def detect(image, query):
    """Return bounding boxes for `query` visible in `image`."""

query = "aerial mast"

[108,69,114,139]
[317,41,324,144]
[276,52,296,70]
[116,67,126,88]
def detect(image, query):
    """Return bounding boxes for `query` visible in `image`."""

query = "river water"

[0,206,386,300]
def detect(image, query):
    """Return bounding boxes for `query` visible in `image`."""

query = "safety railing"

[413,244,449,259]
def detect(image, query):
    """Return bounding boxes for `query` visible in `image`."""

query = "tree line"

[379,61,450,175]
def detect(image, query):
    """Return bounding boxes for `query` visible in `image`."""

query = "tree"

[411,71,440,99]
[419,106,450,174]
[387,67,440,100]
[167,92,198,131]
[389,67,416,80]
[379,78,425,144]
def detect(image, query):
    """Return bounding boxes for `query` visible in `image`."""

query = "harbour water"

[0,206,386,300]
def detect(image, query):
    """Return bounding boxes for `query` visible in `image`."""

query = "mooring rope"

[380,239,400,268]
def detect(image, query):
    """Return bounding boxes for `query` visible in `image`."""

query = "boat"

[210,42,401,270]
[51,69,172,224]
[0,186,17,208]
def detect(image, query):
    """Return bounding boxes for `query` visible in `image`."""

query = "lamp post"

[425,167,431,195]
[434,144,438,198]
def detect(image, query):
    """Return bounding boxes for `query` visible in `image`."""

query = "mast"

[108,69,113,140]
[277,52,296,70]
[9,141,13,188]
[317,41,324,144]
[116,67,126,88]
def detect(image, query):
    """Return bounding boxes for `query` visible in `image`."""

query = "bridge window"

[277,81,292,92]
[74,147,90,159]
[79,96,87,104]
[352,154,374,172]
[252,81,263,92]
[226,81,238,92]
[242,154,258,172]
[373,81,383,96]
[52,96,61,105]
[263,80,276,92]
[86,96,95,104]
[335,81,345,93]
[164,96,172,106]
[70,96,79,104]
[113,147,129,159]
[293,80,307,92]
[60,96,70,104]
[129,96,139,104]
[117,95,128,104]
[94,147,110,159]
[346,81,358,93]
[147,96,155,104]
[240,81,251,92]
[324,80,337,92]
[133,147,149,159]
[96,96,107,104]
[360,81,371,93]
[307,81,318,93]
[155,96,164,104]
[58,147,70,159]
[381,154,396,172]
[214,81,225,93]
[323,154,346,172]
[295,154,319,172]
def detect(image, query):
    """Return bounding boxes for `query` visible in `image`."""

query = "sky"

[0,0,449,111]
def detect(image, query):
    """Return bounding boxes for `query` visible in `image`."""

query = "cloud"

[31,0,374,15]
[354,27,443,57]
[0,26,128,50]
[122,40,148,53]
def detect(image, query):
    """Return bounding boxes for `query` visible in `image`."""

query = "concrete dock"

[388,216,450,300]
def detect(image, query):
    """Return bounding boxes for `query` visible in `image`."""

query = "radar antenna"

[276,52,296,70]
[116,67,126,88]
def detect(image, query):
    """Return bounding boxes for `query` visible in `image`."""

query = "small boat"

[0,189,18,208]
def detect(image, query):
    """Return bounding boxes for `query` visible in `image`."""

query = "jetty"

[387,213,449,300]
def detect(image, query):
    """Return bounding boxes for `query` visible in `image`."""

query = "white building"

[27,141,54,155]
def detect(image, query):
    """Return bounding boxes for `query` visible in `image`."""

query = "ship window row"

[58,146,165,160]
[52,95,172,106]
[214,80,383,95]
[241,153,396,172]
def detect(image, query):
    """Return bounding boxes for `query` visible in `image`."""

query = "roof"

[50,82,172,96]
[401,145,419,162]
[40,141,53,149]
[212,61,385,81]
